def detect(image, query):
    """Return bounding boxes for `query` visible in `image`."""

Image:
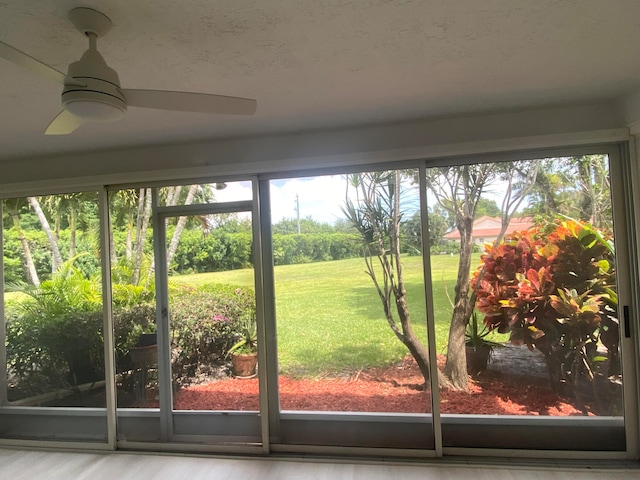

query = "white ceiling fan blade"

[0,40,84,86]
[45,110,85,135]
[123,89,257,115]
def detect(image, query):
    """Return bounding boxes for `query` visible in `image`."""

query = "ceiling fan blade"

[45,110,85,135]
[123,89,257,115]
[0,40,84,86]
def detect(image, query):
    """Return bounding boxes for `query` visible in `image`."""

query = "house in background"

[443,216,534,245]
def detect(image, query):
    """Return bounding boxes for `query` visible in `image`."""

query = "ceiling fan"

[0,7,257,135]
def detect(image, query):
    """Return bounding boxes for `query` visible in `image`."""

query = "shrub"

[271,233,361,265]
[432,240,461,255]
[6,257,104,392]
[5,257,255,398]
[169,283,256,385]
[171,230,253,273]
[113,303,157,374]
[6,307,105,400]
[473,219,620,414]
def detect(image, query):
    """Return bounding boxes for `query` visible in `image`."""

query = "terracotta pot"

[466,344,491,375]
[230,352,258,378]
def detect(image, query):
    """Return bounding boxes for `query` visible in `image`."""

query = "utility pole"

[295,194,301,234]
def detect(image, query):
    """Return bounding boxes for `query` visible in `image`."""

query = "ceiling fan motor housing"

[62,48,126,121]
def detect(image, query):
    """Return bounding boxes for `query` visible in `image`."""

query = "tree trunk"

[125,212,133,261]
[146,185,199,284]
[132,189,152,285]
[28,196,63,272]
[68,204,77,258]
[11,214,40,286]
[165,184,198,268]
[444,217,474,391]
[390,172,432,385]
[131,189,145,276]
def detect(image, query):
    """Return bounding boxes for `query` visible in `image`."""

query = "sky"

[213,175,359,225]
[269,176,350,224]
[212,172,507,226]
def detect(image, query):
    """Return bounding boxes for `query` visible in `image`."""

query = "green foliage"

[3,227,52,283]
[2,227,100,284]
[465,312,503,350]
[475,198,502,218]
[171,229,253,274]
[5,256,152,398]
[272,232,361,265]
[225,313,257,356]
[473,219,619,413]
[111,282,155,308]
[5,266,256,397]
[523,155,612,231]
[272,216,336,234]
[110,255,155,289]
[3,192,102,285]
[113,304,157,357]
[56,228,101,276]
[7,253,463,399]
[6,308,105,399]
[400,209,449,255]
[431,240,461,255]
[169,228,362,272]
[10,255,102,317]
[6,258,105,398]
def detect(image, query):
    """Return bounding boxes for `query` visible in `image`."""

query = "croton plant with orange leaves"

[472,219,620,403]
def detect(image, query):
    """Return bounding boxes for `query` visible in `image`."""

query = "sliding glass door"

[424,151,630,453]
[266,169,437,453]
[264,146,635,456]
[0,144,636,458]
[0,191,109,445]
[113,180,266,450]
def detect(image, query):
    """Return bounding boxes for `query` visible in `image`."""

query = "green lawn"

[172,254,487,377]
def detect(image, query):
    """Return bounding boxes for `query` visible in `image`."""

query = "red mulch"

[170,356,590,416]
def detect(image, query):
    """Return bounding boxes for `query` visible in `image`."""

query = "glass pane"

[157,181,252,207]
[271,171,433,414]
[427,155,624,449]
[166,211,258,411]
[3,193,105,408]
[109,188,158,409]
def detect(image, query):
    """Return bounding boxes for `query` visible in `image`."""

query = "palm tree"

[4,199,40,286]
[147,183,213,282]
[28,196,63,272]
[165,184,199,268]
[132,188,152,285]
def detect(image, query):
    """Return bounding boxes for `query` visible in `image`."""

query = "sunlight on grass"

[170,254,483,377]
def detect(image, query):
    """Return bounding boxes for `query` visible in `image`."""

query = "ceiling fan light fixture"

[0,7,257,135]
[65,99,125,121]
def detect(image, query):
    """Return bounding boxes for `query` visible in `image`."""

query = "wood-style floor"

[1,448,640,480]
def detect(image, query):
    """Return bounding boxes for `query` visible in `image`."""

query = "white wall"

[0,100,629,196]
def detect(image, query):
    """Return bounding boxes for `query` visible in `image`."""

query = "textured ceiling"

[0,0,639,161]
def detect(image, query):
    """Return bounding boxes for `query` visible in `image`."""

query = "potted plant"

[465,312,502,375]
[226,314,258,378]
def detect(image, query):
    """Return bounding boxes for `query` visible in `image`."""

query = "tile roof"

[443,216,534,240]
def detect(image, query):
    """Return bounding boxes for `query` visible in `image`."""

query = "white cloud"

[206,177,348,224]
[210,174,422,225]
[269,175,347,224]
[211,180,252,203]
